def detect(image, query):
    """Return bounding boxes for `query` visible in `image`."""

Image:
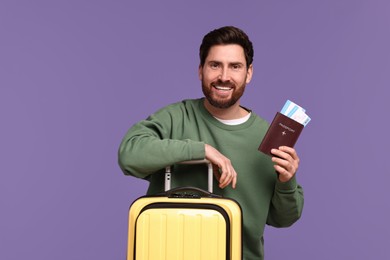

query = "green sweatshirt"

[118,98,304,260]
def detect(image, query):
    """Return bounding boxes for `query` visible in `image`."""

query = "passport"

[258,112,305,156]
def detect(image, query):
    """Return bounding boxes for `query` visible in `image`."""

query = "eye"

[209,62,220,69]
[231,64,242,70]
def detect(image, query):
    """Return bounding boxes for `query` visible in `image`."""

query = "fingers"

[205,144,237,189]
[218,161,237,189]
[271,146,300,182]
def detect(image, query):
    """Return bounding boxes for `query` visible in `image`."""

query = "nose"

[219,68,230,82]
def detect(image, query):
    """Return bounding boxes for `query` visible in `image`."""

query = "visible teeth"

[215,86,232,90]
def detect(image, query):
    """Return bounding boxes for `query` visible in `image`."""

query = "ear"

[198,65,203,80]
[246,64,253,84]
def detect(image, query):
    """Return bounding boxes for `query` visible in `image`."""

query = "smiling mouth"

[213,85,233,91]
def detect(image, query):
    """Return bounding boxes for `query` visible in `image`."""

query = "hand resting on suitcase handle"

[205,144,237,189]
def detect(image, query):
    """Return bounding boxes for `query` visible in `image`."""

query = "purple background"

[1,0,389,259]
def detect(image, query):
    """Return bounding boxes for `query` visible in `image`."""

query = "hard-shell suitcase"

[127,160,242,260]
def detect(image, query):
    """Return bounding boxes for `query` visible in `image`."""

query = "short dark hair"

[199,26,254,68]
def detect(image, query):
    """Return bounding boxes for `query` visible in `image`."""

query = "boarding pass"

[280,100,311,126]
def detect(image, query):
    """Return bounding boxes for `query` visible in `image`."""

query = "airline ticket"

[280,100,311,126]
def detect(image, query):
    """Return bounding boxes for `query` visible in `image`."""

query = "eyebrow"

[207,60,245,66]
[230,62,244,67]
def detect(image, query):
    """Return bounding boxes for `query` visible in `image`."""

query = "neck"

[203,99,249,120]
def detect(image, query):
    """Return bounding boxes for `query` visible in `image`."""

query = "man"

[118,26,304,259]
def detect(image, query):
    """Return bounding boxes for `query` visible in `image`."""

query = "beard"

[202,79,246,109]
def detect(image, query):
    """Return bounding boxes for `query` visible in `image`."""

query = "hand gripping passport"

[259,100,311,156]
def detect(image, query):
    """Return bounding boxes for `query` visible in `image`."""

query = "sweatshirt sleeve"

[266,176,304,227]
[118,104,206,179]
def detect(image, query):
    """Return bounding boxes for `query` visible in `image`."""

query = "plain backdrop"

[1,0,389,259]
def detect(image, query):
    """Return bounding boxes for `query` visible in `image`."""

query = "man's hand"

[271,146,300,182]
[205,144,237,189]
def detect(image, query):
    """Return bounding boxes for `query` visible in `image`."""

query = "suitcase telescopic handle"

[164,159,213,193]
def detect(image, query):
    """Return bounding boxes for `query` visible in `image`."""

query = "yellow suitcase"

[127,160,242,260]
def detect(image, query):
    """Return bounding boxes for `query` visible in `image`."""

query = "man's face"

[199,44,253,109]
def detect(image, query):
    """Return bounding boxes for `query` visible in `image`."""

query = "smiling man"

[119,26,304,259]
[201,44,251,110]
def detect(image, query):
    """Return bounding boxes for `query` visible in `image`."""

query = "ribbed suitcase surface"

[135,205,227,259]
[127,196,242,260]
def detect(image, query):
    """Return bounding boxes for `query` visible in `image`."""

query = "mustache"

[212,80,235,88]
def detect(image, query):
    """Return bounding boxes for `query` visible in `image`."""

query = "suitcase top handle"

[164,186,222,198]
[164,159,213,193]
